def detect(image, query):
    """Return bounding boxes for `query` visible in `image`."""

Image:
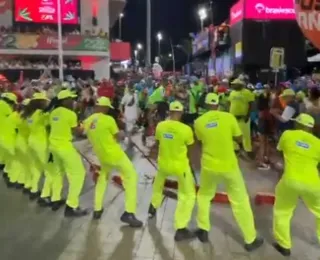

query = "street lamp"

[198,8,207,31]
[168,53,172,58]
[157,32,162,60]
[57,0,63,80]
[119,13,124,40]
[137,43,143,50]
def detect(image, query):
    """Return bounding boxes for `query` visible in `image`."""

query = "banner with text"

[0,34,109,52]
[229,0,295,25]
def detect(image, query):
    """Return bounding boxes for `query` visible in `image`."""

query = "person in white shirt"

[120,86,139,143]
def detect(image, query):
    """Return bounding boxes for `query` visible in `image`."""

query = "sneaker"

[64,205,89,218]
[51,199,66,211]
[244,237,264,252]
[273,243,291,256]
[258,163,270,171]
[195,229,209,243]
[174,228,195,242]
[93,209,104,220]
[120,212,143,228]
[148,204,156,219]
[37,197,52,207]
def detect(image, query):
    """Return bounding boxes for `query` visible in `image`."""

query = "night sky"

[110,0,237,65]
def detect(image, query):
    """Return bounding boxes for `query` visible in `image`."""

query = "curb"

[255,192,275,205]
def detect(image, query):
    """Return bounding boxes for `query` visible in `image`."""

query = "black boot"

[51,199,66,211]
[6,181,16,188]
[195,229,209,243]
[273,243,291,256]
[64,205,88,217]
[29,191,41,201]
[148,204,156,219]
[37,197,52,207]
[22,187,31,195]
[2,171,8,180]
[244,237,264,252]
[93,209,104,220]
[174,228,195,242]
[120,212,143,228]
[15,183,24,190]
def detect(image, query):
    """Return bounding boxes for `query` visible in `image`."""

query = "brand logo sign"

[230,0,244,26]
[245,0,296,20]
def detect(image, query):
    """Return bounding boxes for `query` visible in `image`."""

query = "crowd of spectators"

[0,26,107,37]
[0,60,82,70]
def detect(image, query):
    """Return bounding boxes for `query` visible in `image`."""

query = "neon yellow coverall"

[49,107,86,208]
[274,129,320,249]
[3,111,18,182]
[83,112,139,213]
[0,100,14,169]
[228,89,254,152]
[28,110,51,193]
[14,115,32,187]
[194,110,257,244]
[151,119,196,230]
[95,155,138,213]
[235,119,252,152]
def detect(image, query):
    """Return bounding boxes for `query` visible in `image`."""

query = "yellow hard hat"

[169,101,184,112]
[32,92,49,101]
[205,93,219,105]
[57,89,77,100]
[96,97,114,108]
[1,92,17,104]
[294,113,315,128]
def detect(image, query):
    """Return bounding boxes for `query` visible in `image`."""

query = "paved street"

[0,138,319,260]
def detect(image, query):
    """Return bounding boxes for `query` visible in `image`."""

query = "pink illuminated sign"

[230,0,244,26]
[229,0,296,25]
[245,0,295,20]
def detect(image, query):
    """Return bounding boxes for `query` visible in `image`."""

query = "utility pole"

[146,0,151,67]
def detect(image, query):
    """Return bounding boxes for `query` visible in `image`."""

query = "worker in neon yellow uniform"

[228,79,254,157]
[148,101,196,241]
[14,99,32,190]
[83,97,143,226]
[25,92,63,208]
[6,99,28,188]
[0,92,17,184]
[26,92,51,200]
[49,89,87,217]
[273,113,320,257]
[194,93,263,251]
